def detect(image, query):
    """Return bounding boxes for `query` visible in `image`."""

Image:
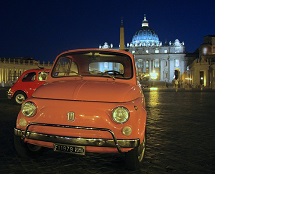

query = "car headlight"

[21,101,37,117]
[112,106,129,124]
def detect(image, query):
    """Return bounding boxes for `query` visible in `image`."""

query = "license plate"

[54,143,85,155]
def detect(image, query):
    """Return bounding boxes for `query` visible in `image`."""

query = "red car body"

[13,48,147,170]
[7,68,50,104]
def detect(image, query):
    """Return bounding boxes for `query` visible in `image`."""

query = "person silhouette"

[174,79,178,92]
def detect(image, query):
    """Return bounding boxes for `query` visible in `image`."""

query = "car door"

[22,71,48,97]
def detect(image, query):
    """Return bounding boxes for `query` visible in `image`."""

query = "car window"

[52,51,133,79]
[38,71,49,81]
[89,62,125,76]
[22,72,36,82]
[52,57,79,77]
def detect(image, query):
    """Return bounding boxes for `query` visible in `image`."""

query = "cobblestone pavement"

[0,88,215,174]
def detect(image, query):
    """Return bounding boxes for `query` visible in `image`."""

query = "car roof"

[24,68,51,72]
[55,48,133,58]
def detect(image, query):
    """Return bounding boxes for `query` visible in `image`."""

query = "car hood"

[32,80,142,102]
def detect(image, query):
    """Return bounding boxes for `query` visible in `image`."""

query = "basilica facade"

[99,15,186,84]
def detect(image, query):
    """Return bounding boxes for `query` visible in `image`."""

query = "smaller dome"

[99,42,113,49]
[174,39,181,47]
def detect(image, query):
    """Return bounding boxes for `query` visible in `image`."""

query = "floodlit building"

[188,35,215,89]
[100,15,186,85]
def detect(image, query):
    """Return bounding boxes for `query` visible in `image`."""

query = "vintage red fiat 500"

[14,48,147,170]
[7,68,50,104]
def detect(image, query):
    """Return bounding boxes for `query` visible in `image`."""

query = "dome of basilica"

[131,15,160,46]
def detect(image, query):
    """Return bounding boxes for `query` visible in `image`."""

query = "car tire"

[125,135,146,170]
[14,91,27,105]
[14,134,43,158]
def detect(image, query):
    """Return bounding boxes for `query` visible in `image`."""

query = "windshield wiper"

[101,74,115,80]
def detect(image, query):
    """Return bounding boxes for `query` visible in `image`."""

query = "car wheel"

[125,135,146,170]
[14,91,27,105]
[14,134,43,158]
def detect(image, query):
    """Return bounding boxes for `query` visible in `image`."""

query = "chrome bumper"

[7,92,12,99]
[14,122,140,153]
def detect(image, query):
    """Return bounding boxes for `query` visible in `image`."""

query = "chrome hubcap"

[15,94,25,104]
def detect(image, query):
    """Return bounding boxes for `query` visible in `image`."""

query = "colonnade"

[135,56,185,82]
[0,59,52,86]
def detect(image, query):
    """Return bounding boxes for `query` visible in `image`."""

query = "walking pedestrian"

[174,79,178,92]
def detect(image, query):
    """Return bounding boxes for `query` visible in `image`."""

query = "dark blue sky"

[0,0,215,62]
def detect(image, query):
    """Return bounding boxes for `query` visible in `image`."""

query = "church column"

[0,68,3,83]
[151,59,155,74]
[149,59,153,80]
[149,59,151,73]
[159,59,163,81]
[3,69,6,83]
[160,60,164,81]
[167,58,170,82]
[169,59,174,82]
[151,59,154,78]
[5,69,9,83]
[143,60,147,73]
[165,59,169,82]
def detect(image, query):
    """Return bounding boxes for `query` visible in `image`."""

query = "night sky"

[0,0,215,62]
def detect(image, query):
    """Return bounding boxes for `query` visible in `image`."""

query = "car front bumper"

[14,122,140,153]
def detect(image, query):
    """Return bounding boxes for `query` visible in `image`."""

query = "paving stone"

[0,88,215,174]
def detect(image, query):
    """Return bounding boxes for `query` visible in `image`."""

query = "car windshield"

[51,51,133,79]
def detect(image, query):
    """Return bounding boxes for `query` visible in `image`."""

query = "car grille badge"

[67,112,75,121]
